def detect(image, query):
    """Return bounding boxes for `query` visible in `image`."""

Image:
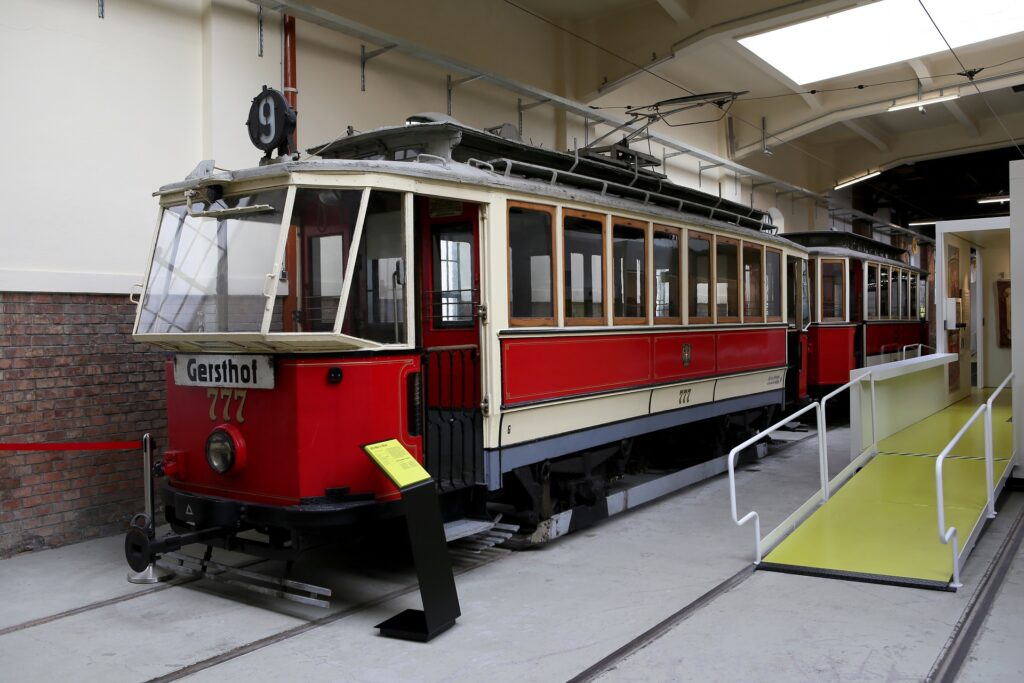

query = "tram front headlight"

[205,429,236,474]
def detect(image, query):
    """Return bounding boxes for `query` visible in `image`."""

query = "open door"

[416,197,483,491]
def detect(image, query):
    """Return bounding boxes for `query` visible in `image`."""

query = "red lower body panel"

[865,321,928,356]
[807,325,856,389]
[500,328,787,406]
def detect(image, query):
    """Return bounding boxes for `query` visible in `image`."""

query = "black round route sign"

[246,86,296,155]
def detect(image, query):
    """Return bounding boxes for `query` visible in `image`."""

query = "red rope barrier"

[0,441,143,452]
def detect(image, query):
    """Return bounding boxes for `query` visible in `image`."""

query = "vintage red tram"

[783,231,929,395]
[124,108,824,574]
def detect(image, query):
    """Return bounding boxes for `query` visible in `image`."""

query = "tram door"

[416,197,483,490]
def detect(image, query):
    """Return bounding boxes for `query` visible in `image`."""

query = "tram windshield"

[137,186,408,346]
[138,190,287,334]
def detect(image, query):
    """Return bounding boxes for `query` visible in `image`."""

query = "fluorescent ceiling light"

[888,93,959,112]
[739,0,1024,85]
[908,220,936,226]
[834,171,880,190]
[978,196,1010,204]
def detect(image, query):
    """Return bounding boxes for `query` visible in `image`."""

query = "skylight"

[738,0,1024,85]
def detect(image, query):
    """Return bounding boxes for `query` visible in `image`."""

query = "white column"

[1010,160,1024,463]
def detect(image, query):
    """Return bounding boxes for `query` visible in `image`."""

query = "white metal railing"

[819,372,877,500]
[901,343,936,360]
[934,371,1014,589]
[728,401,824,564]
[729,370,881,564]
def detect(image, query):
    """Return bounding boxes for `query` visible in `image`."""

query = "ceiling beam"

[655,0,692,24]
[908,59,979,137]
[841,120,889,152]
[733,67,1024,158]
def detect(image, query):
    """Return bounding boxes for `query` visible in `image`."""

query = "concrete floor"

[0,426,1020,682]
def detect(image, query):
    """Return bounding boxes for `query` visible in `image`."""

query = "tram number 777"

[206,389,247,423]
[678,388,692,405]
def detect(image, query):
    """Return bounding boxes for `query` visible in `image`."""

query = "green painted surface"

[764,391,1013,584]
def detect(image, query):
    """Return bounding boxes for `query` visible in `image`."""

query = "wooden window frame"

[879,265,891,319]
[687,229,715,324]
[820,258,846,323]
[653,224,682,325]
[507,200,557,327]
[562,208,607,326]
[611,216,649,325]
[765,247,783,323]
[901,269,911,319]
[865,262,879,320]
[716,235,740,324]
[742,241,765,324]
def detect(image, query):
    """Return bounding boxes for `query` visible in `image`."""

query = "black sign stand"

[373,478,461,642]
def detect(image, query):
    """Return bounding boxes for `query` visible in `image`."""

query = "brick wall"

[0,292,167,557]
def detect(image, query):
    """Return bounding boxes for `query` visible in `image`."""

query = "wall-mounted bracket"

[698,161,723,189]
[750,181,774,208]
[447,74,481,115]
[98,0,104,19]
[517,97,551,135]
[360,44,396,92]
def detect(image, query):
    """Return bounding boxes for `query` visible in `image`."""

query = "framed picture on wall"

[996,279,1011,348]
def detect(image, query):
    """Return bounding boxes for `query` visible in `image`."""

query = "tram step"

[445,519,519,550]
[157,552,332,608]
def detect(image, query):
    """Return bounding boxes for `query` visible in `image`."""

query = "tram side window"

[880,267,891,317]
[910,274,918,322]
[341,190,407,343]
[866,263,878,319]
[688,231,713,323]
[563,211,605,324]
[613,220,647,322]
[433,224,474,327]
[901,270,911,318]
[716,237,740,322]
[766,249,782,321]
[743,243,764,322]
[653,226,680,322]
[508,203,555,325]
[820,260,845,321]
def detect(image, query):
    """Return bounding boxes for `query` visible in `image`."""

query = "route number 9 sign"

[246,86,296,156]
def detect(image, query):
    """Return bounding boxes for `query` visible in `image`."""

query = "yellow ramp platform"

[760,391,1013,590]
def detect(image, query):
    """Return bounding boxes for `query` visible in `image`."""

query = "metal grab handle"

[819,372,875,500]
[983,372,1014,519]
[935,404,987,589]
[728,400,824,564]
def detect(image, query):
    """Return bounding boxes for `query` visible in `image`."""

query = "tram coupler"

[124,524,229,573]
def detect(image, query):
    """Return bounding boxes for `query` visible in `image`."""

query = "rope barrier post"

[127,434,173,584]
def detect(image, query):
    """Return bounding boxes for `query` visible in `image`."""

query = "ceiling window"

[738,0,1024,85]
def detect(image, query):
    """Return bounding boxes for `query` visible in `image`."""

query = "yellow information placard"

[363,439,431,490]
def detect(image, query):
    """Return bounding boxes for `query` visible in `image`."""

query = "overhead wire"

[498,0,1011,223]
[916,0,1024,158]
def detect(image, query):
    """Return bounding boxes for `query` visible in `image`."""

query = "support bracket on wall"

[447,74,481,116]
[360,44,396,92]
[98,0,104,19]
[750,181,773,209]
[517,97,551,136]
[698,161,723,189]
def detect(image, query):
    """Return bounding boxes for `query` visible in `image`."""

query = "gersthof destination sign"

[173,354,275,389]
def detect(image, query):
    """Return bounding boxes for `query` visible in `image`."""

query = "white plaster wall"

[1,0,818,294]
[983,232,1011,388]
[0,0,205,293]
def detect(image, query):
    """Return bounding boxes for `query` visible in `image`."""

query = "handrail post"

[816,401,829,501]
[984,403,996,519]
[869,373,877,454]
